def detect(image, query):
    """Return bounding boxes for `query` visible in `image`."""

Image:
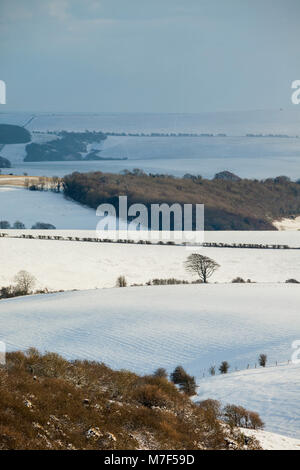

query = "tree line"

[63,171,300,230]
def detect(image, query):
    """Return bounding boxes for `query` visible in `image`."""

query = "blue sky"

[0,0,299,113]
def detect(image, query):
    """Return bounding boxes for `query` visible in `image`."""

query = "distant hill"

[24,131,106,162]
[0,156,11,168]
[63,171,300,230]
[0,124,31,144]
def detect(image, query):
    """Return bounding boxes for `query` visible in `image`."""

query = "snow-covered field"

[273,216,300,231]
[198,364,300,439]
[1,284,298,374]
[0,132,58,164]
[1,135,300,179]
[242,428,300,450]
[0,236,299,290]
[1,110,300,178]
[0,284,299,437]
[0,187,99,229]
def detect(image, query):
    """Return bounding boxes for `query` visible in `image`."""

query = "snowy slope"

[0,284,299,437]
[197,364,300,439]
[0,187,99,229]
[0,284,298,376]
[273,216,300,231]
[242,428,300,450]
[0,132,59,164]
[0,236,299,291]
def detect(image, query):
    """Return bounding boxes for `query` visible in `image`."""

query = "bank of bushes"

[63,171,300,230]
[0,350,262,450]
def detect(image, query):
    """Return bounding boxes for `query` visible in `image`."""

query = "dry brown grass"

[0,175,46,187]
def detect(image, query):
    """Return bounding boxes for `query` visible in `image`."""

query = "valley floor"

[0,186,98,229]
[197,363,300,439]
[0,235,299,290]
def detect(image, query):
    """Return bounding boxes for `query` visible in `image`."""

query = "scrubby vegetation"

[219,362,230,374]
[170,366,197,396]
[31,222,56,230]
[25,176,63,192]
[0,270,37,300]
[232,277,253,283]
[0,270,54,300]
[0,350,262,450]
[0,220,56,230]
[258,354,267,368]
[286,278,299,284]
[63,171,300,230]
[116,275,127,287]
[24,131,108,162]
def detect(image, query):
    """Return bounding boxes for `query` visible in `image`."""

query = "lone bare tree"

[14,270,36,294]
[185,253,220,283]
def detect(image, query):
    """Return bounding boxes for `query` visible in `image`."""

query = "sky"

[0,0,299,113]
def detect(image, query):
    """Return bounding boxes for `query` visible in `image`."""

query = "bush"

[0,285,16,299]
[178,376,197,396]
[286,279,299,284]
[14,271,36,295]
[153,368,168,379]
[219,361,230,374]
[170,366,197,396]
[133,384,170,408]
[232,277,246,283]
[116,276,127,287]
[0,350,261,450]
[197,399,222,418]
[0,220,10,229]
[31,222,56,229]
[150,278,189,286]
[223,404,264,430]
[170,366,187,385]
[13,221,26,229]
[258,354,267,367]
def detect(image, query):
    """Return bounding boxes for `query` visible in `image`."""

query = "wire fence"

[198,359,296,381]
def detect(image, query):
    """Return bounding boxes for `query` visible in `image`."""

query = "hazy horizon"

[1,0,300,114]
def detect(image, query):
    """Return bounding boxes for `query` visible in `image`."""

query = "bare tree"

[14,270,36,294]
[153,367,168,379]
[185,253,220,283]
